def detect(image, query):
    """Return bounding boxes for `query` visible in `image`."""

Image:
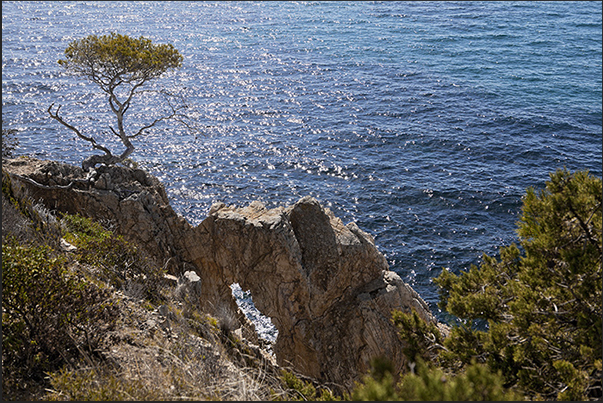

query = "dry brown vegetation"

[2,171,338,401]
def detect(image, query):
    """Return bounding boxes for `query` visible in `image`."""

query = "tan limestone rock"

[3,157,441,392]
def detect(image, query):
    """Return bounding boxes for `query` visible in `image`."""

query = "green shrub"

[2,241,118,397]
[351,168,600,401]
[396,360,521,401]
[351,357,400,401]
[277,370,339,401]
[61,213,112,245]
[61,214,167,303]
[351,355,520,401]
[434,168,602,400]
[392,309,445,364]
[2,172,63,248]
[45,366,162,401]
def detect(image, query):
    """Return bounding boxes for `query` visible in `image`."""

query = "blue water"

[3,1,602,323]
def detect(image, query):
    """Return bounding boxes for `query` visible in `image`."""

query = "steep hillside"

[2,161,337,401]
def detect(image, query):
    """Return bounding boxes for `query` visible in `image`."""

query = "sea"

[2,1,602,341]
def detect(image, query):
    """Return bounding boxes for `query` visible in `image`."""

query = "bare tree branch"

[47,103,113,157]
[128,114,173,139]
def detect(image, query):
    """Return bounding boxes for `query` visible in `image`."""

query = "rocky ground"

[2,156,447,399]
[2,162,294,400]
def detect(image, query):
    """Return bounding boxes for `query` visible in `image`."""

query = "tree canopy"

[49,33,186,170]
[58,32,182,91]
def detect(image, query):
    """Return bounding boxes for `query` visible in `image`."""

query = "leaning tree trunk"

[47,103,134,171]
[48,85,185,171]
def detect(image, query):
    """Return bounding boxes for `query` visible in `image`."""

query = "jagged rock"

[193,196,439,390]
[2,157,188,272]
[2,157,442,392]
[60,237,77,252]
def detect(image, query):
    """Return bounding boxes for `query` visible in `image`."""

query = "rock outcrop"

[3,157,441,391]
[2,157,189,270]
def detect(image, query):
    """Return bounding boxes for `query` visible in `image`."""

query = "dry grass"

[1,190,61,249]
[2,171,336,401]
[43,292,287,401]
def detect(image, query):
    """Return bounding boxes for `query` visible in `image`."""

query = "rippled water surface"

[3,1,602,323]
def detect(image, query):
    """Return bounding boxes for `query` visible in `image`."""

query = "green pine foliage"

[58,32,182,84]
[352,356,521,401]
[396,360,521,401]
[352,371,400,401]
[351,168,601,401]
[434,168,602,400]
[391,309,445,364]
[351,356,401,401]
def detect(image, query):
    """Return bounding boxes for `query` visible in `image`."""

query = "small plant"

[61,213,112,244]
[120,158,139,169]
[2,119,19,158]
[278,370,339,401]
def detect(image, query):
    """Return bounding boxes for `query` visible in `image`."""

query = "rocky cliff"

[3,157,442,391]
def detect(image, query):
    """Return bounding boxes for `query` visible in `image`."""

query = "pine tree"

[48,33,186,170]
[435,168,602,400]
